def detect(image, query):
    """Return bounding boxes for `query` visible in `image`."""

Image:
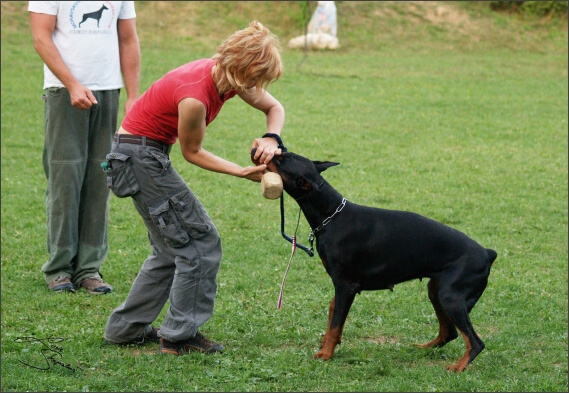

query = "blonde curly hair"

[212,21,283,99]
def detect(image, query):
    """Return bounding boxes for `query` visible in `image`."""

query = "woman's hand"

[241,163,267,182]
[250,137,281,165]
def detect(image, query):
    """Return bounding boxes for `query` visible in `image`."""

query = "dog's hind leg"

[314,284,358,360]
[415,278,458,348]
[438,268,486,372]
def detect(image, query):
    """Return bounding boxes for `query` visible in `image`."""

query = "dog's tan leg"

[319,296,337,349]
[316,296,344,359]
[416,278,458,348]
[314,325,342,360]
[315,285,357,360]
[446,331,472,372]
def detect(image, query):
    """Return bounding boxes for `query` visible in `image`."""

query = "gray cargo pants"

[103,138,222,343]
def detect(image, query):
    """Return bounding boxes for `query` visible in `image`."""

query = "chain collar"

[308,198,347,250]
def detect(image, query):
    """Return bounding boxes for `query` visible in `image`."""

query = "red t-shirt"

[122,59,238,145]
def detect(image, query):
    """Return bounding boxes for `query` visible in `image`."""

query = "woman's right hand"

[242,164,267,182]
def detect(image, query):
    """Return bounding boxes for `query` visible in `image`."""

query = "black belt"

[113,133,172,154]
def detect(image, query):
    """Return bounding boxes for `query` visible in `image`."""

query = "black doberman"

[253,150,497,372]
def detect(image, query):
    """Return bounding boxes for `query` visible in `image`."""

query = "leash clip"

[308,232,315,253]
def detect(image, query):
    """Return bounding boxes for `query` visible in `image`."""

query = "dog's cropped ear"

[313,161,340,173]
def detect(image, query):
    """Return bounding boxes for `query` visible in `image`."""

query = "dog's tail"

[486,248,498,268]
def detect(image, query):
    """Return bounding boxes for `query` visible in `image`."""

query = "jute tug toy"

[261,172,283,199]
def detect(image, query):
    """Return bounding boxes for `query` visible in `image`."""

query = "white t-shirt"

[28,1,136,90]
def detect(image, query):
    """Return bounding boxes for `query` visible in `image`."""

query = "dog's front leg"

[318,296,336,350]
[314,285,357,360]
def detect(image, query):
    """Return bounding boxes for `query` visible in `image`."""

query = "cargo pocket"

[149,199,190,248]
[169,189,211,239]
[149,189,212,248]
[104,152,140,198]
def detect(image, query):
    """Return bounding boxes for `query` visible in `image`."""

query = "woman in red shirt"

[103,21,285,355]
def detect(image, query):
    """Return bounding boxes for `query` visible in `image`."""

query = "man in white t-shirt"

[29,1,140,294]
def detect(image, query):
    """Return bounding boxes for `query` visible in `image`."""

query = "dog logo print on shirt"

[68,2,117,32]
[78,4,108,28]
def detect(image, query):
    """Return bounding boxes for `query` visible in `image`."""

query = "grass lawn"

[1,2,567,391]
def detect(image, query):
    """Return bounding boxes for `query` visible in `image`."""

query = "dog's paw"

[414,339,444,348]
[446,357,469,372]
[313,350,333,360]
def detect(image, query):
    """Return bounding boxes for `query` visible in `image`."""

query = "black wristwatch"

[262,133,287,152]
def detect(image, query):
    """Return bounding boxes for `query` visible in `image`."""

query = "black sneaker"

[158,332,224,355]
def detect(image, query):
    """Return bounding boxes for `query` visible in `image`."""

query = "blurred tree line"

[489,1,568,17]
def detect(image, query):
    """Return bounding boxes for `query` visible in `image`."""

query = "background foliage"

[1,1,567,392]
[489,1,568,17]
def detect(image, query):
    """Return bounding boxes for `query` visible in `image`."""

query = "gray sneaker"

[80,276,113,295]
[48,276,75,293]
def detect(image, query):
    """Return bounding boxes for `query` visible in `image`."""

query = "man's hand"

[68,82,98,110]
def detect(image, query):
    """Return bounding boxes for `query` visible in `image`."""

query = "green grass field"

[1,2,567,391]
